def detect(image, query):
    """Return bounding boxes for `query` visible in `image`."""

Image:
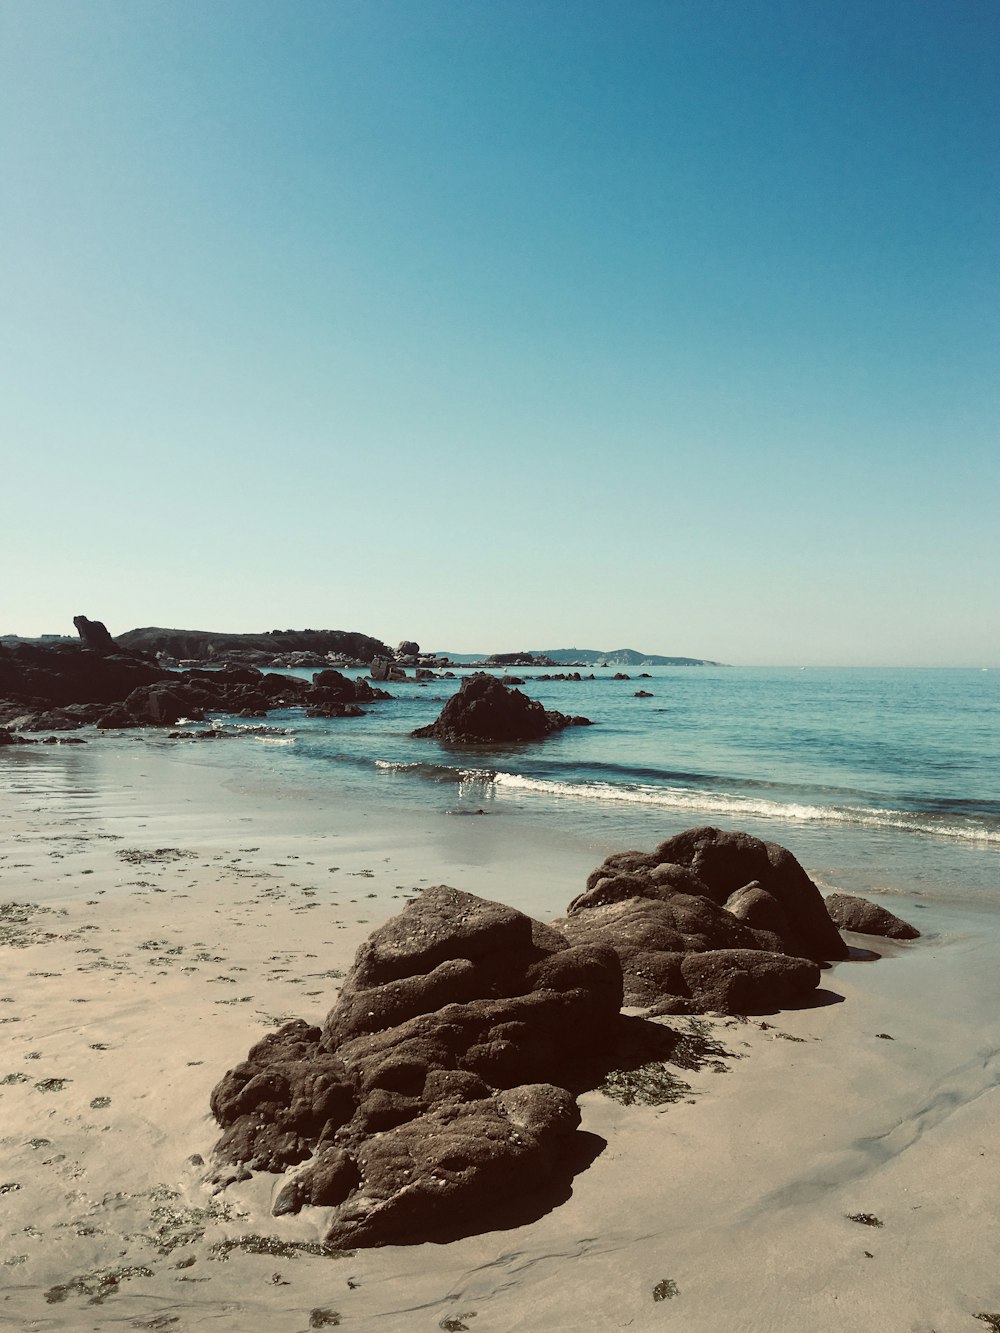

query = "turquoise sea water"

[175,665,1000,904]
[5,666,999,906]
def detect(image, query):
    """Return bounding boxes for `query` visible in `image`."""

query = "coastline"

[2,742,1000,1330]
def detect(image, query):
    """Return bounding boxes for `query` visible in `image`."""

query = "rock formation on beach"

[209,829,899,1247]
[412,673,592,743]
[823,893,921,939]
[555,827,848,1013]
[211,886,622,1248]
[96,666,391,729]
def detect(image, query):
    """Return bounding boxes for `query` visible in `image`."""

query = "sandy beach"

[2,742,1000,1331]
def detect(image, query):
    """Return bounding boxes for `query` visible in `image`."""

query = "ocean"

[5,665,998,909]
[166,664,999,905]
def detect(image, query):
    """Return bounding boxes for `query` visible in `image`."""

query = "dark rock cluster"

[211,887,622,1248]
[208,828,918,1249]
[0,621,391,733]
[412,673,592,743]
[96,667,390,729]
[0,637,170,731]
[555,827,848,1014]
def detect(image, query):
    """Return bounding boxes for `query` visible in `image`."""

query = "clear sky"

[2,1,997,665]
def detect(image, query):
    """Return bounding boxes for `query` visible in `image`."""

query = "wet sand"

[2,742,1000,1331]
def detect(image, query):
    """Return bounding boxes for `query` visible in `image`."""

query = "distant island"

[436,647,723,667]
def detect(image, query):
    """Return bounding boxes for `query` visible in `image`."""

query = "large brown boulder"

[824,893,920,940]
[210,887,622,1248]
[558,827,848,1012]
[124,683,202,726]
[554,894,819,1013]
[582,827,847,964]
[318,1082,580,1249]
[307,668,391,706]
[671,949,821,1015]
[412,673,591,743]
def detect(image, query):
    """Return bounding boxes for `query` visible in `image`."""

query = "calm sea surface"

[5,666,999,907]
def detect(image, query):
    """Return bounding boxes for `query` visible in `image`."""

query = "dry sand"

[2,743,999,1331]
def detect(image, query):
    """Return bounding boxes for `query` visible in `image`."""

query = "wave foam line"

[485,772,1000,846]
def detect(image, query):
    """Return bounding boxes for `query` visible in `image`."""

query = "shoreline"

[2,743,1000,1329]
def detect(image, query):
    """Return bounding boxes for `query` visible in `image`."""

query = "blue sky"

[2,0,997,664]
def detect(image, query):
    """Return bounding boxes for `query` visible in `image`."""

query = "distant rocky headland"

[2,627,721,672]
[439,647,723,667]
[114,626,395,668]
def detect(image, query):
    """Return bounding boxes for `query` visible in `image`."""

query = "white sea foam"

[483,772,1000,846]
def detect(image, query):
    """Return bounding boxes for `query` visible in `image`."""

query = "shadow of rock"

[403,1130,607,1246]
[846,945,883,963]
[781,987,845,1011]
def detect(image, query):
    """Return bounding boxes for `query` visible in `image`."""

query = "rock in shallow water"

[824,893,920,939]
[412,673,591,743]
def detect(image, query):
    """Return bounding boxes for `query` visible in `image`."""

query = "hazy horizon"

[3,2,997,668]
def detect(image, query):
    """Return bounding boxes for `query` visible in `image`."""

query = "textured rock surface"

[577,827,847,964]
[556,826,846,1012]
[306,668,391,707]
[317,1082,581,1249]
[824,893,920,940]
[412,673,591,743]
[211,887,622,1247]
[556,896,820,1013]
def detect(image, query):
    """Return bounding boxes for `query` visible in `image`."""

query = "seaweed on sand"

[597,1015,739,1106]
[653,1278,679,1301]
[209,1235,353,1261]
[44,1265,154,1304]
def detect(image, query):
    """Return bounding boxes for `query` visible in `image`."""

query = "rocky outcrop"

[73,615,116,653]
[95,667,313,728]
[553,827,847,1013]
[115,626,394,666]
[412,674,591,743]
[211,886,622,1248]
[0,628,394,732]
[208,832,899,1248]
[307,669,391,706]
[0,727,33,746]
[555,893,821,1014]
[0,640,170,716]
[396,640,420,658]
[824,893,920,940]
[485,653,559,667]
[574,827,848,964]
